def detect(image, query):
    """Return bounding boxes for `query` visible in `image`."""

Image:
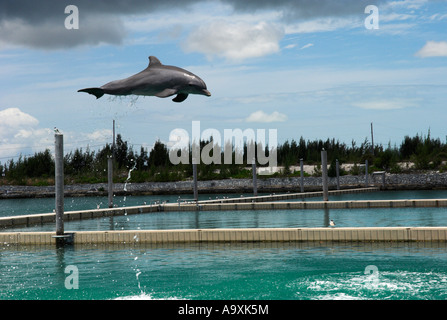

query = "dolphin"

[78,56,211,103]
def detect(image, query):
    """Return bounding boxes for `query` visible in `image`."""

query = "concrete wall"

[2,172,447,199]
[1,227,447,245]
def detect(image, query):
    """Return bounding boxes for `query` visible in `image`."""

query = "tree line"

[1,130,446,186]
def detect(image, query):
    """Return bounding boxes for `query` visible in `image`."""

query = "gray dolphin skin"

[78,56,211,103]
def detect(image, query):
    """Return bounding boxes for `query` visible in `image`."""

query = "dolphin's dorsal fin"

[148,56,162,67]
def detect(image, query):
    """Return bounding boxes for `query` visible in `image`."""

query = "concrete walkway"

[1,227,447,245]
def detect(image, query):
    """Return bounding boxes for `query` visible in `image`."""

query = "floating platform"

[2,187,447,244]
[1,227,447,245]
[1,189,447,229]
[1,198,447,228]
[197,187,379,203]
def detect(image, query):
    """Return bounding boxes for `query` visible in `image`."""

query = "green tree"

[115,134,129,169]
[148,140,169,167]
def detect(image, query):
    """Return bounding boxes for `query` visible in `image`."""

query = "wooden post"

[108,156,113,208]
[252,158,258,197]
[300,158,304,193]
[55,133,64,236]
[321,150,328,201]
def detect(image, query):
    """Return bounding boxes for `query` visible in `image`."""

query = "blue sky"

[0,0,447,162]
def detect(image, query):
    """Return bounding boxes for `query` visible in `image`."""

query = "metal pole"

[112,120,116,155]
[321,150,328,201]
[365,159,369,187]
[108,156,113,208]
[55,133,64,236]
[300,158,304,193]
[371,122,374,156]
[193,158,198,202]
[109,120,115,208]
[336,159,340,190]
[252,157,258,197]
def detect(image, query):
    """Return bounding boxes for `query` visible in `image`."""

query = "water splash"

[127,96,139,107]
[113,290,181,300]
[291,270,447,300]
[114,293,181,300]
[107,96,140,112]
[123,160,137,192]
[135,269,143,293]
[130,249,145,297]
[114,293,154,300]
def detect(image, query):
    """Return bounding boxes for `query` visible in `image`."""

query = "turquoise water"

[1,190,446,218]
[1,190,447,232]
[1,190,447,300]
[0,193,189,217]
[1,242,447,300]
[5,205,447,232]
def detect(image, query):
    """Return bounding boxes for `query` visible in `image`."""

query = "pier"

[4,187,447,229]
[1,227,447,245]
[0,187,376,228]
[1,187,447,244]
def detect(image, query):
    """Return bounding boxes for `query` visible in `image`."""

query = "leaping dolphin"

[78,56,211,103]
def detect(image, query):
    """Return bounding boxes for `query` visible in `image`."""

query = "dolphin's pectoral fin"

[172,93,189,103]
[154,89,188,102]
[155,88,178,98]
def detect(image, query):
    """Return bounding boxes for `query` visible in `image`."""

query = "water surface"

[2,190,447,301]
[1,242,446,300]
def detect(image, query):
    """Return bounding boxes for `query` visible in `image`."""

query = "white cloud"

[183,21,284,61]
[0,107,38,130]
[380,13,415,22]
[85,129,113,142]
[246,110,288,123]
[285,17,358,34]
[0,107,52,159]
[372,22,417,35]
[386,0,427,10]
[352,100,416,110]
[300,43,314,50]
[284,44,297,49]
[429,13,447,21]
[0,107,113,160]
[415,41,447,58]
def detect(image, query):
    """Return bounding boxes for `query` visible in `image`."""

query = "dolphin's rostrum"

[78,56,211,103]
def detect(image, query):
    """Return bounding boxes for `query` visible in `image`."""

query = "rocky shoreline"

[1,172,447,199]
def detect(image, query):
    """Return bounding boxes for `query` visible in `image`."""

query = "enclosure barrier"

[197,187,379,204]
[1,196,447,229]
[1,227,447,245]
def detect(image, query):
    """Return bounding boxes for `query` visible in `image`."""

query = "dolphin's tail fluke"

[78,88,104,99]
